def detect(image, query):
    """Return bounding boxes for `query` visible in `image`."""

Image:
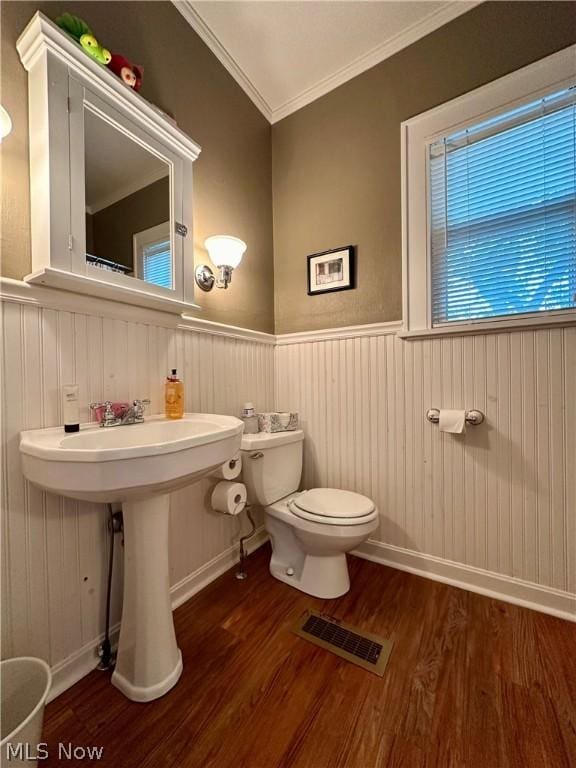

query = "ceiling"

[174,1,480,123]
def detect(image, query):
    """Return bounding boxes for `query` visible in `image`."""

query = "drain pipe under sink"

[98,503,123,671]
[236,506,257,580]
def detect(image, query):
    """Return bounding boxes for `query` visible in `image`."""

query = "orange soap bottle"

[165,369,184,419]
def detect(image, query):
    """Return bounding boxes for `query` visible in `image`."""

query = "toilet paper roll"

[211,481,247,516]
[439,409,466,434]
[210,454,242,480]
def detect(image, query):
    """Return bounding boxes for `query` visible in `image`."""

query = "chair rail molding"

[275,321,402,345]
[179,315,276,345]
[0,278,275,344]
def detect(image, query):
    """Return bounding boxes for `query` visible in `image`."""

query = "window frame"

[400,45,576,338]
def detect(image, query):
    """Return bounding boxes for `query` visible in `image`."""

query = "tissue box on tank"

[257,412,299,433]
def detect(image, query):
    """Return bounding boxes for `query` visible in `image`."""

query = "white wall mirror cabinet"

[17,12,201,312]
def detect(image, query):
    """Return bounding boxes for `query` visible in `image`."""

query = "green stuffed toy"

[56,13,111,66]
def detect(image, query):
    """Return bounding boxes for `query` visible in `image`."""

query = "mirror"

[84,109,172,289]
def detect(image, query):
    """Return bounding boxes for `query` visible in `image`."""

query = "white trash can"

[1,657,52,767]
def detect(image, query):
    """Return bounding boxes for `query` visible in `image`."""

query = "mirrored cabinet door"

[84,108,172,289]
[68,78,187,302]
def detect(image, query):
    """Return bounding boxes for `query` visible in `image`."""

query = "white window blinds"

[429,88,576,325]
[142,239,172,289]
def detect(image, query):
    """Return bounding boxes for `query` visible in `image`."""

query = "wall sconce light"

[195,235,247,291]
[0,105,13,141]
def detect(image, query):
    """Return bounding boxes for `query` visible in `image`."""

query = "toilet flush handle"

[250,452,264,460]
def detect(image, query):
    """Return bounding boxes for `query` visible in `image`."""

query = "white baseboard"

[48,626,121,702]
[48,528,268,702]
[170,526,268,609]
[353,539,576,623]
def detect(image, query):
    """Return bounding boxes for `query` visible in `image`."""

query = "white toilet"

[241,430,378,598]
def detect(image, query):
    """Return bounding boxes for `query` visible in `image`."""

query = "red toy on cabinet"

[107,54,143,91]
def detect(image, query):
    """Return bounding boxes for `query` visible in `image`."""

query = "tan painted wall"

[272,1,576,334]
[1,1,274,332]
[3,2,574,335]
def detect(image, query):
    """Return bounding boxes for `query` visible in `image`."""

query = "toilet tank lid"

[240,429,304,450]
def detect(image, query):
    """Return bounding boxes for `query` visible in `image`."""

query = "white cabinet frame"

[16,12,201,313]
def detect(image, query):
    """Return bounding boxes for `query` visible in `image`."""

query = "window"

[401,46,576,335]
[429,90,575,325]
[141,238,172,289]
[133,222,172,289]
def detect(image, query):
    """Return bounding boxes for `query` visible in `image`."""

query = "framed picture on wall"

[307,245,355,295]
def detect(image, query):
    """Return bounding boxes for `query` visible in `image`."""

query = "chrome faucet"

[90,399,151,428]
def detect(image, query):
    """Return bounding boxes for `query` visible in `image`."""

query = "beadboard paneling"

[275,327,576,597]
[2,280,574,683]
[1,297,274,668]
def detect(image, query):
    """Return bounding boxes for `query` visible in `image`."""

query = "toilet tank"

[241,430,304,506]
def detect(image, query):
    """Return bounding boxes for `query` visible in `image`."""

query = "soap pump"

[165,369,184,419]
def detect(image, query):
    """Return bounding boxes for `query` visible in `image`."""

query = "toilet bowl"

[241,431,378,598]
[265,490,378,598]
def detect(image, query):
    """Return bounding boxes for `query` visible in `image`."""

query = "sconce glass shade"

[204,235,246,269]
[0,105,12,140]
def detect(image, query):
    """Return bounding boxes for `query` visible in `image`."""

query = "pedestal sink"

[20,414,243,702]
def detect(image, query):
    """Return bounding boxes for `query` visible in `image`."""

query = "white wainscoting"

[275,326,576,620]
[3,278,575,703]
[1,282,274,693]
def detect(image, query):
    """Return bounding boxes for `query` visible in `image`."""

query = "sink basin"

[20,413,243,503]
[20,413,243,703]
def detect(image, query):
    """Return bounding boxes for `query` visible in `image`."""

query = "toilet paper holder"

[426,408,484,426]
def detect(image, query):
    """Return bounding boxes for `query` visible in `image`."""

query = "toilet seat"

[288,488,377,526]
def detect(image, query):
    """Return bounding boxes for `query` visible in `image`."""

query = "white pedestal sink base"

[112,651,183,703]
[20,413,244,703]
[112,494,182,702]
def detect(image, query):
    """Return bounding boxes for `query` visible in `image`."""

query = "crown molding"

[172,1,481,125]
[271,1,482,123]
[172,0,272,122]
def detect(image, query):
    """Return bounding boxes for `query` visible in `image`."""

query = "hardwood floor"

[42,544,576,767]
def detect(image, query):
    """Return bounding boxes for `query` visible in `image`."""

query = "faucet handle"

[132,398,150,420]
[90,401,118,427]
[90,400,112,415]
